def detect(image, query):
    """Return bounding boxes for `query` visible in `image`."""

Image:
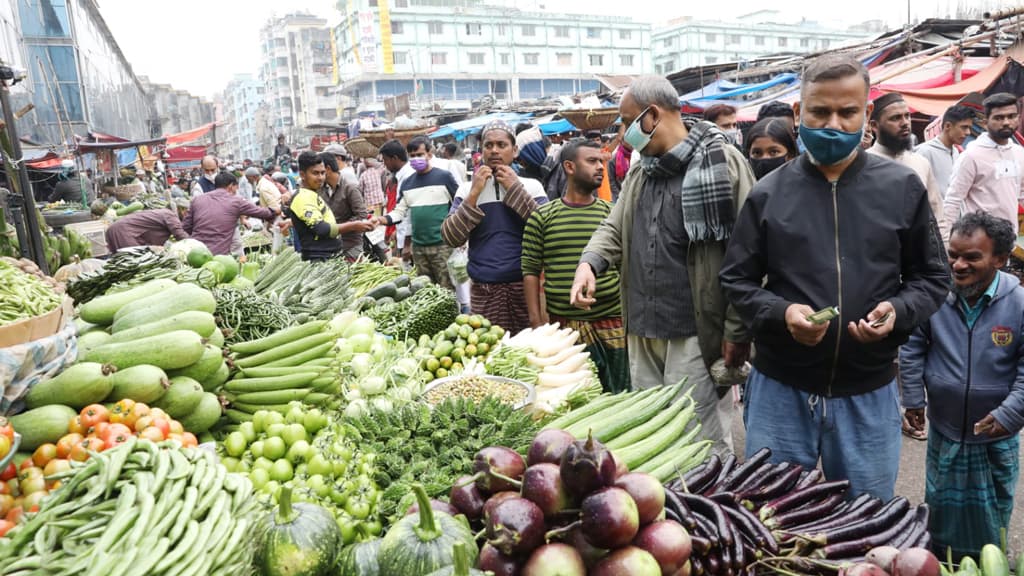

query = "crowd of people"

[79,53,1024,558]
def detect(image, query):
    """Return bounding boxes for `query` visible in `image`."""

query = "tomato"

[110,399,136,421]
[181,433,198,448]
[5,479,17,498]
[89,421,109,440]
[5,506,23,524]
[67,416,85,436]
[19,475,45,496]
[21,491,46,511]
[165,433,185,445]
[19,459,34,472]
[0,464,15,482]
[0,436,10,461]
[168,420,184,436]
[105,434,131,451]
[0,495,14,517]
[79,404,109,429]
[148,408,169,421]
[0,418,13,442]
[125,403,149,428]
[69,438,96,462]
[43,458,70,478]
[133,416,153,433]
[101,423,132,444]
[138,427,164,443]
[0,519,14,537]
[148,418,171,438]
[31,444,58,468]
[55,433,83,460]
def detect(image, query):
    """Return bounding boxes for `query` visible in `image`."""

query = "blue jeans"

[743,368,902,501]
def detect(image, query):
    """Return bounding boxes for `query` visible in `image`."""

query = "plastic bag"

[447,246,470,286]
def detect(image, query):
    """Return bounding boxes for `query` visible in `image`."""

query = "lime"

[425,358,440,372]
[469,315,483,329]
[451,348,464,362]
[467,333,480,346]
[477,342,490,355]
[458,325,472,339]
[465,344,478,357]
[435,368,449,379]
[440,356,453,369]
[455,314,470,325]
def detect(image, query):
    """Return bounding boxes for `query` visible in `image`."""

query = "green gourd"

[24,363,116,410]
[424,542,490,576]
[336,540,381,576]
[377,484,478,576]
[258,486,342,576]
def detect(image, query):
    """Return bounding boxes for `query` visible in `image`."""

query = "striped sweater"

[384,168,460,247]
[522,198,622,320]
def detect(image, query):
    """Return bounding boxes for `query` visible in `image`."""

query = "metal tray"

[422,374,535,409]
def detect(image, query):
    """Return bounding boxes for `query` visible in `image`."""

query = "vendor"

[287,151,368,261]
[48,162,94,205]
[105,199,190,252]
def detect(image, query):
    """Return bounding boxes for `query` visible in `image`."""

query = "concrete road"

[729,411,1024,555]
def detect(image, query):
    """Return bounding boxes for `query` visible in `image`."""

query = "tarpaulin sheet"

[429,112,533,141]
[538,118,576,135]
[165,122,217,146]
[683,73,799,105]
[163,145,208,164]
[677,78,745,102]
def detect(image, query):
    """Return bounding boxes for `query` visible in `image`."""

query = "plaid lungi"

[926,426,1019,559]
[549,315,630,393]
[470,281,530,335]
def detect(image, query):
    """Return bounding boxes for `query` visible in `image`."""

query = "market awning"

[677,79,745,102]
[429,112,534,141]
[76,137,166,153]
[163,145,208,164]
[682,73,799,106]
[537,118,576,135]
[165,122,218,147]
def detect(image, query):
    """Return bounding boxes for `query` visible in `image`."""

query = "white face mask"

[725,128,742,146]
[204,171,217,182]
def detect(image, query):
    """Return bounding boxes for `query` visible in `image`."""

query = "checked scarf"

[640,120,735,242]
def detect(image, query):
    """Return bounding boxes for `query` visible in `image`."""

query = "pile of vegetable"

[412,314,507,382]
[346,259,406,299]
[254,250,354,321]
[664,448,931,575]
[442,429,692,575]
[364,283,459,340]
[542,383,709,482]
[66,247,179,304]
[332,315,425,418]
[344,396,541,524]
[0,439,263,575]
[213,286,292,345]
[0,259,63,326]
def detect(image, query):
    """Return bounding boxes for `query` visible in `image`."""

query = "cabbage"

[165,239,209,261]
[342,316,376,338]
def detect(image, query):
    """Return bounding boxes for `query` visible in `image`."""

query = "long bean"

[213,287,292,344]
[0,260,62,324]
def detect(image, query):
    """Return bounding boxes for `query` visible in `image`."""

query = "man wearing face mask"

[191,156,219,196]
[719,55,950,500]
[571,76,755,455]
[867,93,942,219]
[704,104,743,148]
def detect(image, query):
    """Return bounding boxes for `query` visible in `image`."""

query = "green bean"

[0,260,62,325]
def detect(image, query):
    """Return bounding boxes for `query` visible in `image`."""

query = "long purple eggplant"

[665,489,698,531]
[764,493,846,530]
[717,447,772,492]
[794,468,824,490]
[732,461,783,493]
[889,504,929,549]
[758,480,850,522]
[728,518,746,572]
[781,495,883,539]
[707,454,738,494]
[718,498,780,555]
[808,497,910,546]
[680,493,735,547]
[737,465,805,507]
[685,454,722,494]
[706,552,722,576]
[691,556,705,576]
[816,506,917,558]
[691,535,712,556]
[787,493,872,530]
[691,511,719,543]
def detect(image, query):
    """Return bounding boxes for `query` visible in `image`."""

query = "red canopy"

[163,145,208,164]
[165,123,217,147]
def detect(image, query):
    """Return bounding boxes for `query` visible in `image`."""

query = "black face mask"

[750,156,788,180]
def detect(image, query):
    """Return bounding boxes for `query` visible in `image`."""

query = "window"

[619,29,632,40]
[394,0,407,6]
[589,54,604,66]
[523,52,539,65]
[587,27,600,39]
[469,52,485,65]
[778,37,788,47]
[556,52,572,66]
[522,24,536,36]
[496,24,508,36]
[705,33,716,42]
[800,38,809,47]
[20,0,71,37]
[665,60,675,71]
[706,56,717,64]
[554,26,570,38]
[431,52,447,65]
[428,21,443,34]
[822,39,831,48]
[754,35,765,46]
[729,34,741,44]
[465,23,482,35]
[391,21,404,34]
[655,64,663,74]
[392,51,407,65]
[663,37,672,47]
[500,53,510,65]
[620,54,634,66]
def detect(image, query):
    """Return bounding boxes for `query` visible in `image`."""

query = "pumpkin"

[425,542,493,576]
[259,485,343,576]
[378,483,478,576]
[336,540,381,576]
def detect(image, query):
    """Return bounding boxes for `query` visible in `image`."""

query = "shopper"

[916,104,975,196]
[182,172,278,255]
[287,151,370,262]
[106,200,190,252]
[868,93,942,218]
[321,153,373,261]
[191,155,219,196]
[359,158,388,216]
[744,118,799,180]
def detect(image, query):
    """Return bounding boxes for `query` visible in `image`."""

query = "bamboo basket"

[344,137,380,159]
[559,108,620,132]
[360,127,431,147]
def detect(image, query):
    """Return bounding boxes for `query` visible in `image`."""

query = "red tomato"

[138,427,165,443]
[181,432,199,448]
[168,420,184,436]
[148,418,171,438]
[148,408,169,421]
[0,519,15,537]
[0,417,14,442]
[5,506,23,524]
[0,495,14,517]
[31,444,57,468]
[0,436,10,461]
[43,459,70,478]
[101,423,132,444]
[133,416,153,434]
[55,434,83,460]
[67,416,85,436]
[18,459,34,472]
[79,404,109,429]
[0,464,15,482]
[89,422,109,440]
[125,404,150,429]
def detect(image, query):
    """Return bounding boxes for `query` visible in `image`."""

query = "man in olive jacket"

[570,75,755,454]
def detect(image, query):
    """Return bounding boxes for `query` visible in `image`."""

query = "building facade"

[218,74,266,162]
[260,13,337,147]
[3,0,153,147]
[139,77,215,139]
[652,10,872,75]
[333,0,651,115]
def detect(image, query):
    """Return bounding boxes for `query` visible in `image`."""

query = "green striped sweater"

[521,198,622,320]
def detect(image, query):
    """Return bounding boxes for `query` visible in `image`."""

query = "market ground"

[729,409,1024,555]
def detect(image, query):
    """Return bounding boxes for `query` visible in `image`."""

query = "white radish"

[544,352,590,375]
[527,344,586,367]
[536,333,579,357]
[537,369,592,389]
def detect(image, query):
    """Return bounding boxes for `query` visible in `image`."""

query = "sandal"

[901,415,927,441]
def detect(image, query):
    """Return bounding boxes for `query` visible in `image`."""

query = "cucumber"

[231,388,310,404]
[104,365,169,404]
[233,332,338,369]
[178,392,223,434]
[228,320,328,355]
[393,274,411,288]
[980,545,1009,576]
[111,284,216,333]
[224,373,320,394]
[78,279,178,325]
[77,330,112,361]
[207,328,225,348]
[153,376,205,419]
[365,282,398,300]
[201,361,231,392]
[107,311,217,344]
[167,345,224,383]
[84,330,205,371]
[10,405,76,450]
[393,287,412,302]
[25,363,116,410]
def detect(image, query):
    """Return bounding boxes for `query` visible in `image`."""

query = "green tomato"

[458,325,472,339]
[307,454,332,477]
[481,318,492,329]
[269,458,294,483]
[249,468,270,490]
[307,474,330,498]
[266,423,286,438]
[303,410,328,435]
[285,405,305,424]
[249,440,265,459]
[262,480,281,497]
[223,432,248,458]
[331,459,349,478]
[455,314,469,325]
[345,498,371,520]
[251,411,267,434]
[238,421,257,444]
[337,515,357,545]
[220,456,240,473]
[286,440,311,464]
[362,519,383,537]
[330,488,349,506]
[467,333,479,346]
[445,326,459,340]
[234,459,251,473]
[331,443,353,462]
[282,423,307,446]
[263,436,287,461]
[253,457,274,472]
[264,411,285,427]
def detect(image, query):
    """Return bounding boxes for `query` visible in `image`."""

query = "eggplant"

[691,556,705,576]
[614,473,665,526]
[717,447,771,492]
[473,447,526,494]
[816,506,918,559]
[808,497,909,545]
[450,475,487,521]
[559,431,618,497]
[736,464,804,506]
[527,429,577,467]
[521,463,575,521]
[794,468,823,490]
[486,497,546,556]
[890,505,930,549]
[730,461,778,494]
[709,454,737,492]
[690,535,711,556]
[581,487,640,549]
[678,493,734,547]
[764,493,846,530]
[691,511,718,541]
[758,479,849,522]
[719,500,779,555]
[783,495,882,537]
[477,543,522,576]
[664,489,697,532]
[683,454,721,494]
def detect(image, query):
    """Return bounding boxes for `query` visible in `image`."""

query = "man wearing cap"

[323,143,360,188]
[442,120,549,333]
[241,167,261,204]
[105,199,190,252]
[868,93,943,218]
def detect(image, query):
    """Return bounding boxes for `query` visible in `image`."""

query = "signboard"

[378,0,394,74]
[358,11,378,73]
[383,94,410,120]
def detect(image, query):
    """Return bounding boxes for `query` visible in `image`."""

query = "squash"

[378,483,478,576]
[24,362,116,410]
[425,542,490,576]
[336,540,381,576]
[259,486,342,576]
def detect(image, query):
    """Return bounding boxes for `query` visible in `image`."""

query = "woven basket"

[360,127,431,147]
[345,137,380,159]
[559,108,620,132]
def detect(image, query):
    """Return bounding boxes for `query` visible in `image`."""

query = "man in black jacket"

[719,54,950,500]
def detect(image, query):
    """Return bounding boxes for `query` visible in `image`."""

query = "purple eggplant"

[717,447,772,492]
[527,429,577,467]
[815,506,918,559]
[521,463,575,520]
[678,493,734,547]
[794,468,824,490]
[720,500,779,555]
[450,474,487,521]
[486,497,547,556]
[758,479,849,522]
[782,495,882,537]
[559,431,618,497]
[736,464,804,506]
[764,493,846,530]
[581,487,640,549]
[807,497,909,545]
[682,454,721,494]
[473,446,527,494]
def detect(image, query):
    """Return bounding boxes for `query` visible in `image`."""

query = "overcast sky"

[97,0,1014,99]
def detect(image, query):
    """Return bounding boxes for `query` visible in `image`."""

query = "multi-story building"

[2,0,153,147]
[218,74,266,162]
[260,13,337,147]
[138,77,215,138]
[652,10,873,75]
[333,0,651,116]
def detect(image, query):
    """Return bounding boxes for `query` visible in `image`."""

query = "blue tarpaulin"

[683,73,799,106]
[677,78,746,102]
[538,118,577,135]
[430,112,534,141]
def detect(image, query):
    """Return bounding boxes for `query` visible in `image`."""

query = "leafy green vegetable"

[365,285,458,341]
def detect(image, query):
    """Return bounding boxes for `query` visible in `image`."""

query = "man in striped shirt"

[522,139,629,392]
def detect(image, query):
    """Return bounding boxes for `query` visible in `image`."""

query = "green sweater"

[522,198,622,320]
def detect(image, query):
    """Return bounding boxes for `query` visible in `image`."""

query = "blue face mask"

[624,107,658,154]
[797,121,864,166]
